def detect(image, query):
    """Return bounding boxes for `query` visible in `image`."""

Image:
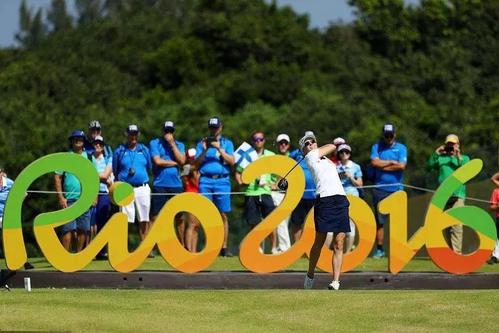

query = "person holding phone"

[427,134,470,254]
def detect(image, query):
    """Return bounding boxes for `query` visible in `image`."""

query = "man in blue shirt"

[54,130,92,252]
[150,121,186,246]
[289,145,316,242]
[113,124,152,244]
[370,123,407,258]
[195,117,235,256]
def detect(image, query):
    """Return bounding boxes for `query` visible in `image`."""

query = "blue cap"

[69,130,85,140]
[208,117,222,128]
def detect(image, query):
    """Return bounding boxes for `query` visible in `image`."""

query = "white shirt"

[304,149,346,198]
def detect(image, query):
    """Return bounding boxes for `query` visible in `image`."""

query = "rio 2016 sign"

[2,153,496,275]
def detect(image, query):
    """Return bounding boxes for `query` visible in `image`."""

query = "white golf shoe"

[304,275,314,289]
[328,280,340,290]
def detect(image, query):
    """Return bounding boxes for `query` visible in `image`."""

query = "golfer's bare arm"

[318,144,336,158]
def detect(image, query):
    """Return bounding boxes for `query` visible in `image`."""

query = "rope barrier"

[24,183,493,204]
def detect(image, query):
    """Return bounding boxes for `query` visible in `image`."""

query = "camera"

[128,168,135,176]
[206,136,218,145]
[444,145,454,153]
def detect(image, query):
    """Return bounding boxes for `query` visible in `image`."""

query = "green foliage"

[2,0,498,246]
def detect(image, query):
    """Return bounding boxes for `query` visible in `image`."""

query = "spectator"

[289,140,316,242]
[236,131,277,254]
[89,135,113,260]
[488,172,499,264]
[299,131,350,290]
[183,148,201,252]
[85,120,113,157]
[195,117,235,257]
[0,167,33,269]
[271,133,292,253]
[85,120,114,243]
[150,121,186,246]
[54,130,92,252]
[427,134,470,255]
[113,124,152,250]
[370,124,407,258]
[336,143,363,253]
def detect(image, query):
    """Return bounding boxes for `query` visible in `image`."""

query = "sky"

[0,0,359,48]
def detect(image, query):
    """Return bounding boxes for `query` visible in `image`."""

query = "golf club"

[277,154,306,190]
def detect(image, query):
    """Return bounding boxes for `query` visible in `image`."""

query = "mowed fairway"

[0,289,498,332]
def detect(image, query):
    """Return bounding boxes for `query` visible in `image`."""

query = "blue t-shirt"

[336,161,362,196]
[195,136,234,177]
[90,154,112,192]
[0,176,14,219]
[289,149,316,200]
[55,150,89,200]
[113,143,151,186]
[150,138,185,188]
[370,140,407,192]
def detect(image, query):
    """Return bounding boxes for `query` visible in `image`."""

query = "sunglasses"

[384,134,394,139]
[93,141,104,146]
[278,141,289,145]
[339,150,350,155]
[304,139,316,147]
[253,137,265,142]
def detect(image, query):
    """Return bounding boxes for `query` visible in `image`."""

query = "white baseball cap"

[276,134,290,143]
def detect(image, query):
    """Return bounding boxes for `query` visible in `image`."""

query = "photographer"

[427,134,470,254]
[195,117,235,256]
[150,121,186,247]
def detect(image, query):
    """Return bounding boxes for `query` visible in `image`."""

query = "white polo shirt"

[304,149,346,198]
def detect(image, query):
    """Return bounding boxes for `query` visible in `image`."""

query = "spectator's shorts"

[314,195,350,233]
[372,188,394,226]
[59,199,91,234]
[244,194,275,226]
[290,199,315,226]
[199,177,231,213]
[151,186,183,217]
[121,184,151,223]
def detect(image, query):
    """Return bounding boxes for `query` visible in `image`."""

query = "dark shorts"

[244,194,275,226]
[372,188,393,226]
[151,186,183,217]
[314,195,350,233]
[291,199,315,226]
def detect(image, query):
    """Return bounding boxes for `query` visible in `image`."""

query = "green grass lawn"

[0,289,498,332]
[6,256,499,273]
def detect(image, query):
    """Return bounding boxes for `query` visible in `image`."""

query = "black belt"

[201,174,229,179]
[131,183,148,187]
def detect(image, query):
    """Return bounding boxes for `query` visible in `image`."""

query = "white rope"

[24,183,493,204]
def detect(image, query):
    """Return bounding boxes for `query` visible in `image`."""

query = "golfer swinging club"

[300,131,350,290]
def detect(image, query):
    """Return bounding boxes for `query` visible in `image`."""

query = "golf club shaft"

[281,154,305,180]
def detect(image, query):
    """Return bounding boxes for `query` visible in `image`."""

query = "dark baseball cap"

[163,121,175,132]
[127,124,139,134]
[382,123,395,135]
[208,117,222,128]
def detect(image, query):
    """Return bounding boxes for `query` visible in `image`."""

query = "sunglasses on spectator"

[93,141,104,146]
[384,134,394,139]
[278,140,289,145]
[253,137,265,142]
[339,150,350,155]
[304,139,316,147]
